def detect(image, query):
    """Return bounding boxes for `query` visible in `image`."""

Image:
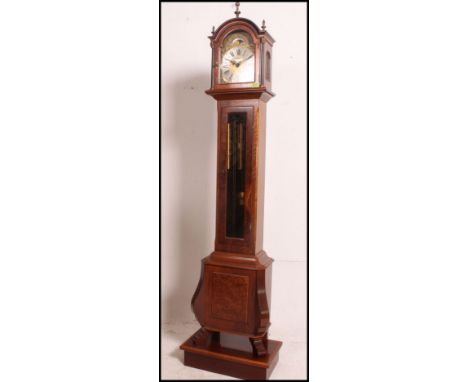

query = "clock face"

[220,32,255,84]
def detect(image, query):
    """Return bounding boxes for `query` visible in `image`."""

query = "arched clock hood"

[209,17,275,45]
[206,14,275,99]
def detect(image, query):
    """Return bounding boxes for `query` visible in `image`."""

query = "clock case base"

[182,251,281,380]
[180,330,282,380]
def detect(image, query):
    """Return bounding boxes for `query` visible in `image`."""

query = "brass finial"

[234,2,241,18]
[211,26,215,35]
[261,20,266,31]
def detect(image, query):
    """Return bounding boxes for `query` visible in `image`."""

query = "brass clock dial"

[220,32,255,84]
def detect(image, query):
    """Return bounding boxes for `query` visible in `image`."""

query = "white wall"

[161,2,307,328]
[310,1,468,382]
[0,1,157,381]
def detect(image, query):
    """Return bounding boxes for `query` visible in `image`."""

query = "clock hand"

[226,60,239,68]
[228,59,241,67]
[239,54,253,64]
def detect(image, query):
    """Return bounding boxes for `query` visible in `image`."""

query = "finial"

[211,26,215,35]
[261,20,266,31]
[234,2,241,18]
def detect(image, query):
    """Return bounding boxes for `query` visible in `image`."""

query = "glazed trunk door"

[216,106,255,254]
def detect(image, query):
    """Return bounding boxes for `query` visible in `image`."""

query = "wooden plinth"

[180,332,282,380]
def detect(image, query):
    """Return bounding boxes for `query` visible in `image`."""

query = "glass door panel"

[226,112,247,238]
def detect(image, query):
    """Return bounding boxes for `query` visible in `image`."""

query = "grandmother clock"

[180,3,281,380]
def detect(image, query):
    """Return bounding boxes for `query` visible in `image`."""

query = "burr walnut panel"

[211,272,249,323]
[203,264,257,335]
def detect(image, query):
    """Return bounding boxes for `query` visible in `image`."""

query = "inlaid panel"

[211,272,249,323]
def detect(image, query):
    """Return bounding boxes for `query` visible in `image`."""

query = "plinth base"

[180,331,282,380]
